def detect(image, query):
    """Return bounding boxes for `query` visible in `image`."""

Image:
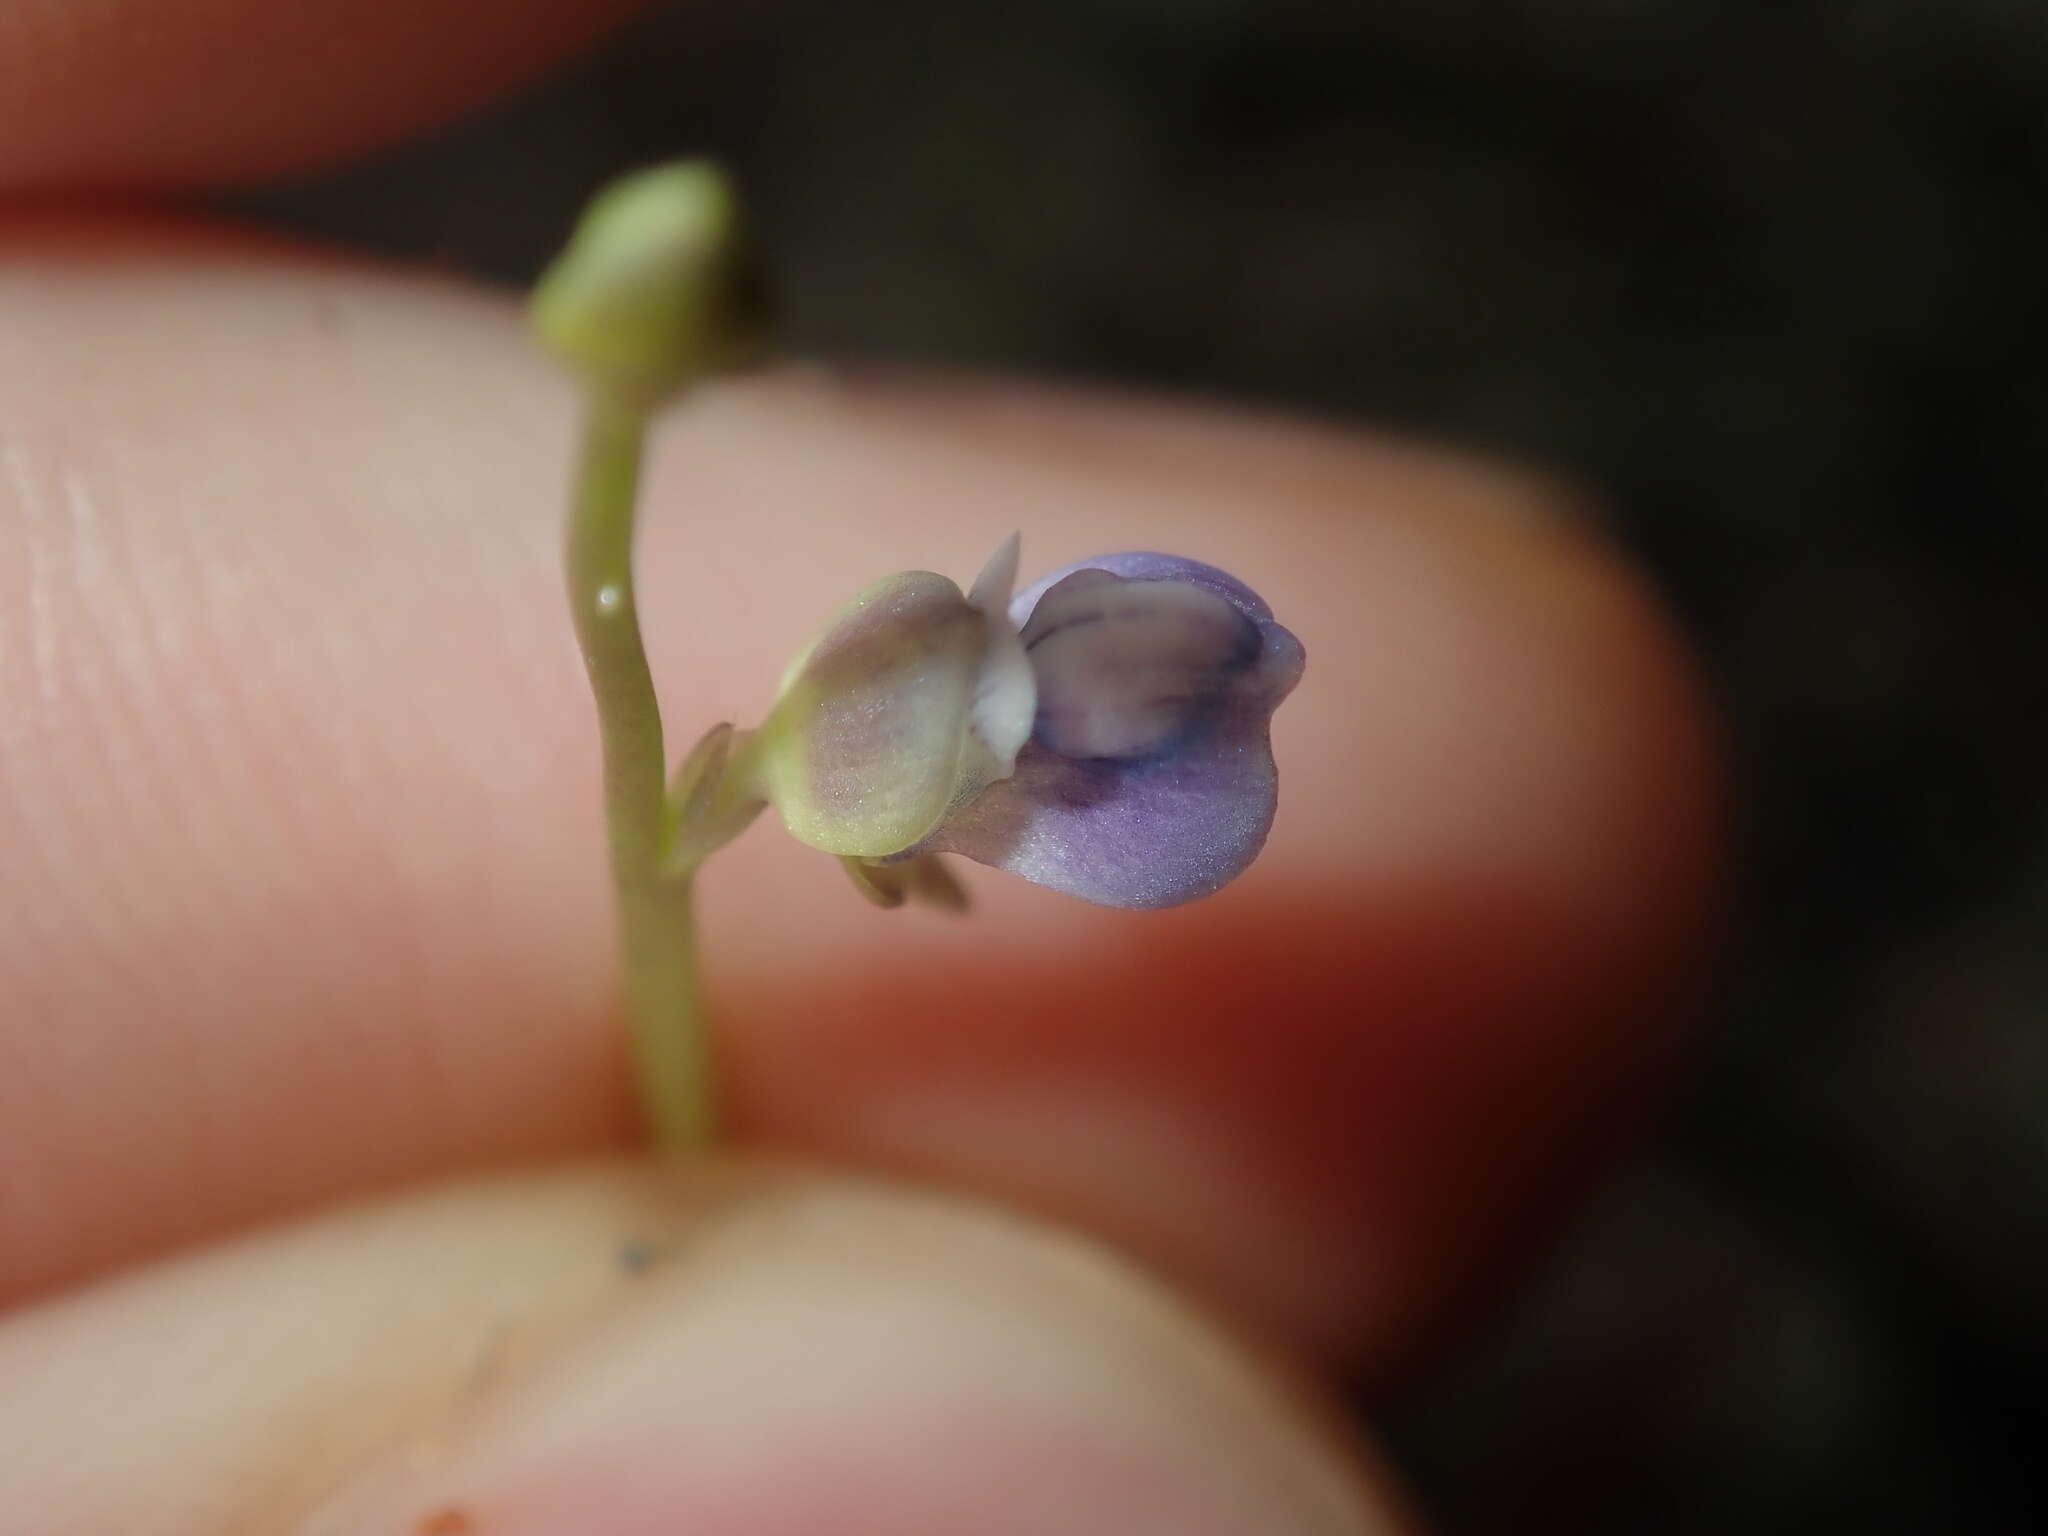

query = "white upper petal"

[964,533,1034,779]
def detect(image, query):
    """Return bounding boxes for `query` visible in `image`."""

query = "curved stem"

[564,390,715,1148]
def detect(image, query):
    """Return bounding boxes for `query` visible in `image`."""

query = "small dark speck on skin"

[417,1507,476,1535]
[618,1238,661,1274]
[310,295,347,336]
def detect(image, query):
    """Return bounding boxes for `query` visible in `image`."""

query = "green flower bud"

[530,160,768,405]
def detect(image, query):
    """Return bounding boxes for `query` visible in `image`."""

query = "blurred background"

[228,1,2046,1529]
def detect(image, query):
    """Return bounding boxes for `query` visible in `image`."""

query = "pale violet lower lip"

[934,554,1303,908]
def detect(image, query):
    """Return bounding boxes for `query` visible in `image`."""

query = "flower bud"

[530,160,768,405]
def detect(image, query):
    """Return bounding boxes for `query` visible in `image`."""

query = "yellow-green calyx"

[754,535,1034,859]
[530,160,768,406]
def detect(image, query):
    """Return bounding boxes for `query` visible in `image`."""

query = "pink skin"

[485,1421,1318,1536]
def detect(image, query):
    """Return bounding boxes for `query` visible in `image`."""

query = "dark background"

[230,2,2047,1530]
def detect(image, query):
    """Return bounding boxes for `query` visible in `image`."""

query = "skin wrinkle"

[4,436,283,1247]
[3,420,448,1173]
[0,445,164,1020]
[0,221,624,1297]
[2,445,63,710]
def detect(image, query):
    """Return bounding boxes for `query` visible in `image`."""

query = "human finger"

[0,1160,1414,1535]
[0,0,650,190]
[0,212,1721,1369]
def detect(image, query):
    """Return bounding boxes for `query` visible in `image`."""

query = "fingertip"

[0,0,650,189]
[306,1173,1408,1536]
[0,1163,1411,1535]
[0,223,1721,1376]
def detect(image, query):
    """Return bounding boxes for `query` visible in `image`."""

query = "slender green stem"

[564,389,715,1148]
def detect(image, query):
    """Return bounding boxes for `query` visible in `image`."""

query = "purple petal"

[930,555,1303,908]
[1010,551,1280,629]
[1023,571,1261,760]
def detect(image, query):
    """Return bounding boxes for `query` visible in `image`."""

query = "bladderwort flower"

[532,159,1301,1151]
[750,536,1304,910]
